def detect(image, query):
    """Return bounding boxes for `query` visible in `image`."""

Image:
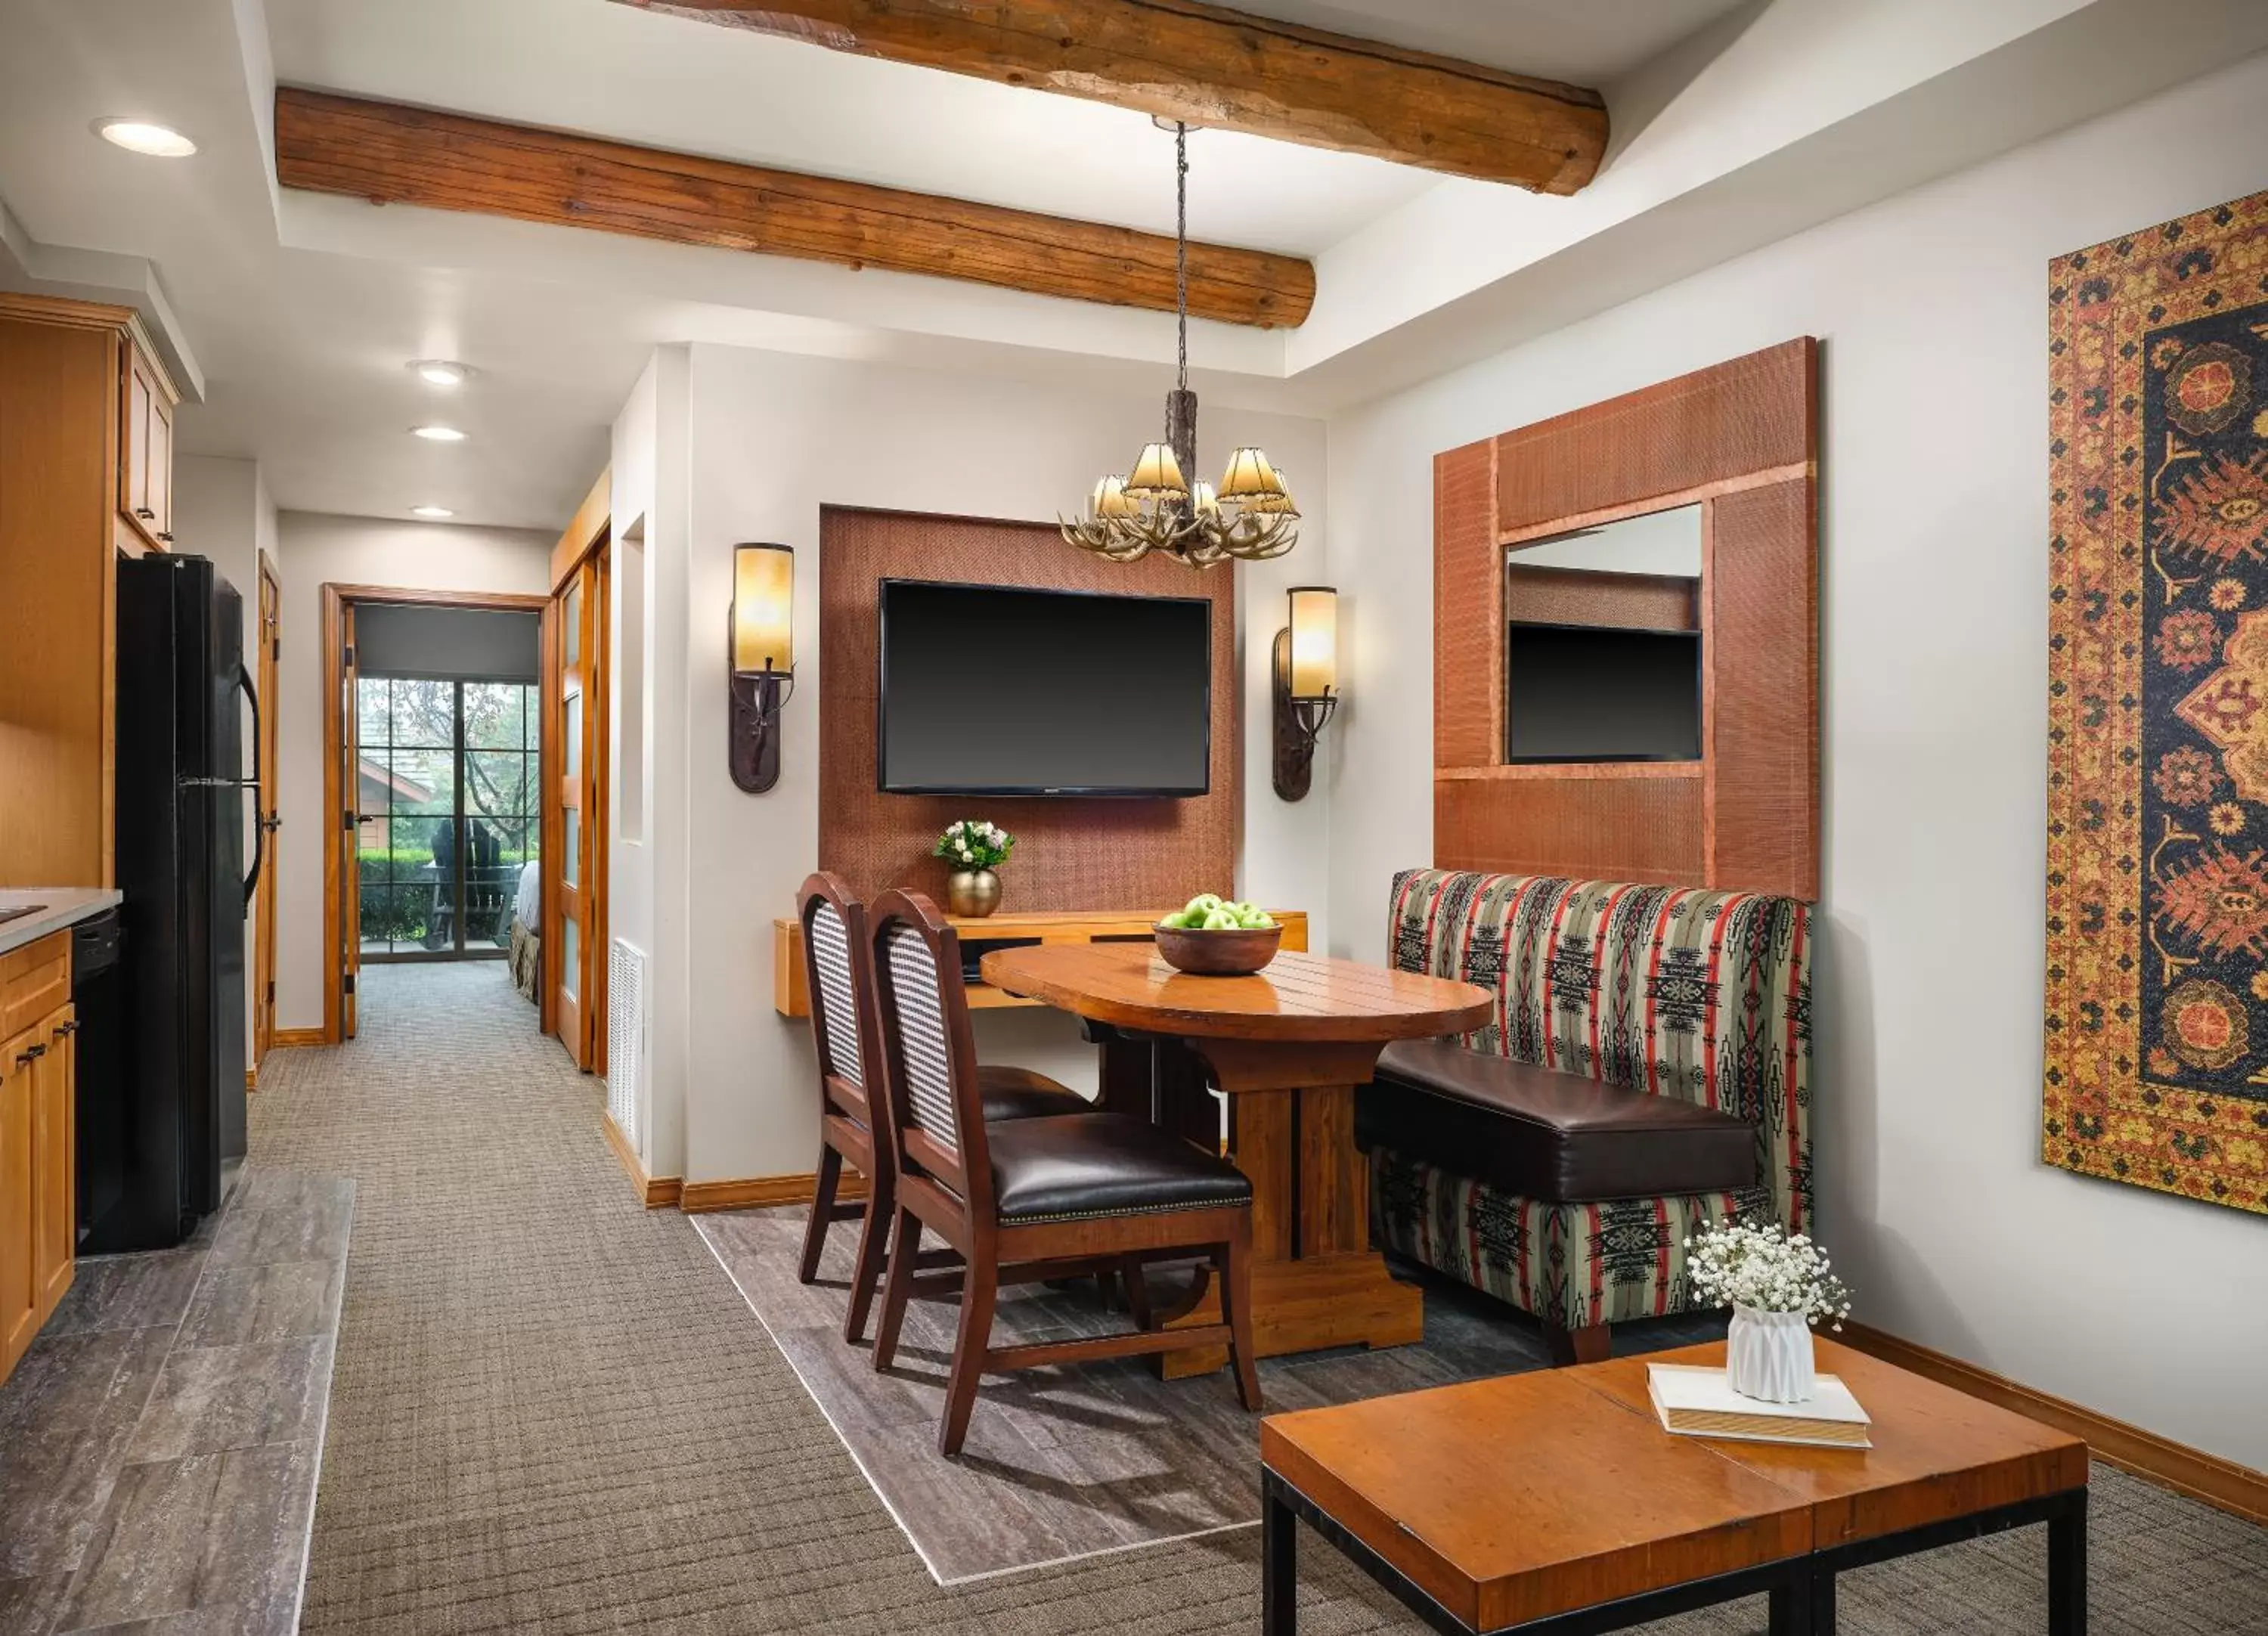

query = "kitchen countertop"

[0,888,122,958]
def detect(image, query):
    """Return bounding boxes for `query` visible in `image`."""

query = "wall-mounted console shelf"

[771,907,1309,1018]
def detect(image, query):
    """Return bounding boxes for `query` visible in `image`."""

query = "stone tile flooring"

[0,1169,353,1634]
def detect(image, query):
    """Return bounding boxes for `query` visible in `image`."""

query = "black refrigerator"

[98,553,262,1252]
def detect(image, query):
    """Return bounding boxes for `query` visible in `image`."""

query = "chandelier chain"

[1175,120,1188,398]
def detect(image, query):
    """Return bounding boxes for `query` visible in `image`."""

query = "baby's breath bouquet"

[1685,1222,1851,1402]
[1685,1222,1851,1326]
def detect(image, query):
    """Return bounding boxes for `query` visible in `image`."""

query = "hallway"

[249,962,1338,1634]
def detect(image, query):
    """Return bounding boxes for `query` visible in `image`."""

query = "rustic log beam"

[273,88,1314,328]
[618,0,1607,193]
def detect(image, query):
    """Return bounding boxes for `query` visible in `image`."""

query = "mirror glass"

[1503,504,1703,764]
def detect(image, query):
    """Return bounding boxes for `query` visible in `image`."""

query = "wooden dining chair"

[863,888,1262,1457]
[794,872,1096,1346]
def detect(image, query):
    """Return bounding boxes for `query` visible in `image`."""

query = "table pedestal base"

[1155,1250,1424,1379]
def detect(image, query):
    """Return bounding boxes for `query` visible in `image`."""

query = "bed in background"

[509,860,541,1002]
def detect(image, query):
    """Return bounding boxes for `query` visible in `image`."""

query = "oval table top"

[978,943,1495,1043]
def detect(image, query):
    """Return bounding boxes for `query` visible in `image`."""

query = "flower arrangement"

[1684,1222,1851,1329]
[934,819,1013,872]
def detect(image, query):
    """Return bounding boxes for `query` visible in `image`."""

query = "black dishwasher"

[71,909,125,1249]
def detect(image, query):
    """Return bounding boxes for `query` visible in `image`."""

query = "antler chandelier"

[1061,122,1300,568]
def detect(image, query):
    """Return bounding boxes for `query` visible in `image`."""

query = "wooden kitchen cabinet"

[119,337,178,550]
[0,929,78,1386]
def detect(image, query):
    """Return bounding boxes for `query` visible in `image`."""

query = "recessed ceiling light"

[411,505,455,520]
[411,425,467,442]
[411,360,468,388]
[94,119,197,157]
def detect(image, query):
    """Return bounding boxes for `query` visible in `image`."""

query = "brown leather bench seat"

[1355,1040,1758,1205]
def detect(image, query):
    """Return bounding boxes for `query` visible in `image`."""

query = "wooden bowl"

[1154,922,1283,976]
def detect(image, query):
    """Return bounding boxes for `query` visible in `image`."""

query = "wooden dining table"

[978,943,1495,1377]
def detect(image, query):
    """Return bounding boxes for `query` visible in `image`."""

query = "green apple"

[1201,907,1241,930]
[1238,907,1273,928]
[1185,893,1223,917]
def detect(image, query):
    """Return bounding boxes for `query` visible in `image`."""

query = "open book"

[1647,1362,1873,1449]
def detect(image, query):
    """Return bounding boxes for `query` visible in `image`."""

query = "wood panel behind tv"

[818,507,1238,908]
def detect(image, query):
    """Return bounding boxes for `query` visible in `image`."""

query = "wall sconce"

[1272,585,1338,801]
[729,542,795,793]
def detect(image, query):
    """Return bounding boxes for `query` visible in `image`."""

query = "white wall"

[269,511,553,1031]
[612,344,1328,1185]
[1324,49,2268,1468]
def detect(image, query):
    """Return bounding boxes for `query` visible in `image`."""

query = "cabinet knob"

[157,531,175,543]
[54,1021,77,1037]
[20,1043,45,1061]
[135,507,156,519]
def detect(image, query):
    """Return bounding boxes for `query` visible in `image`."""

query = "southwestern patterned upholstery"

[1368,869,1813,1333]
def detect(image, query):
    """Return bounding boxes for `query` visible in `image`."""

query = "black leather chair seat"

[1356,1040,1757,1205]
[978,1065,1093,1122]
[990,1113,1253,1224]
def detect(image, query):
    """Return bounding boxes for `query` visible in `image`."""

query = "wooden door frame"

[252,551,280,1077]
[319,584,553,1045]
[545,497,611,1073]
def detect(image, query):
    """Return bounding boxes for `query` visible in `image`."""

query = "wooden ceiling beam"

[618,0,1607,193]
[273,88,1314,329]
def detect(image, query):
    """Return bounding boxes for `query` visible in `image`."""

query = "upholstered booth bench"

[1357,869,1813,1363]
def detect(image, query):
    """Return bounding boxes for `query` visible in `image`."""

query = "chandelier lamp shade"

[1061,123,1300,568]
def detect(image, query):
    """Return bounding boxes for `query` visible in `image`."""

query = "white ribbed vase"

[1727,1305,1815,1402]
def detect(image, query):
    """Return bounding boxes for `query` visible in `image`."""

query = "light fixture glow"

[411,425,467,442]
[411,505,455,519]
[411,361,468,388]
[95,119,197,157]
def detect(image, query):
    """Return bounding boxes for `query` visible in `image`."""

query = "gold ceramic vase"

[946,868,1001,919]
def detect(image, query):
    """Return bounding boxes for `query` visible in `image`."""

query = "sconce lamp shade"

[1287,585,1337,699]
[1124,441,1188,499]
[732,542,795,674]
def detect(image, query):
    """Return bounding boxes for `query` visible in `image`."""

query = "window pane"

[357,677,392,751]
[560,916,579,999]
[463,683,523,751]
[564,692,583,782]
[466,751,531,821]
[522,685,539,752]
[384,679,453,749]
[562,807,580,888]
[563,584,582,671]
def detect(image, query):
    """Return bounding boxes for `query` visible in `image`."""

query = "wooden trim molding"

[1836,1320,2267,1526]
[611,0,1607,193]
[550,469,611,593]
[274,88,1312,330]
[680,1171,869,1214]
[600,1111,682,1209]
[271,1027,326,1049]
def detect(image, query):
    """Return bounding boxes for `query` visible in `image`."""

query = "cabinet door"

[146,391,173,544]
[122,356,153,527]
[0,1030,35,1382]
[32,1007,73,1319]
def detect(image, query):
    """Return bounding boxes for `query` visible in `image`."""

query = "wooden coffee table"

[1259,1338,2089,1634]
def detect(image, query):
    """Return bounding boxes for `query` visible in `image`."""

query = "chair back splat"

[869,891,987,1217]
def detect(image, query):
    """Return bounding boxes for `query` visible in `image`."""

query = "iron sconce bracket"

[1272,626,1336,802]
[728,660,793,794]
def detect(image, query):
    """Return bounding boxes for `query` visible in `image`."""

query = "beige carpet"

[249,961,2268,1634]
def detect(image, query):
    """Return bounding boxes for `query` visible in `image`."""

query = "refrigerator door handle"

[237,660,265,903]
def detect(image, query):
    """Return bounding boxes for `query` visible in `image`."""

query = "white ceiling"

[2,0,2260,532]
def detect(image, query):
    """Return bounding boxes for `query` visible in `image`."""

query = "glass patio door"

[357,677,541,961]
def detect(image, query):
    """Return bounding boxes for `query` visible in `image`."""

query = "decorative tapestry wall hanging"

[2045,187,2268,1216]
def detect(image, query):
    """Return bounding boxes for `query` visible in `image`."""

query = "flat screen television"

[1504,621,1702,763]
[878,579,1211,795]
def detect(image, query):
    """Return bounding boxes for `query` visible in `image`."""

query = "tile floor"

[0,1169,353,1634]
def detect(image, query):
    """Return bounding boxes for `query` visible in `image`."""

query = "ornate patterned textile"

[2045,190,2268,1216]
[1370,869,1812,1330]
